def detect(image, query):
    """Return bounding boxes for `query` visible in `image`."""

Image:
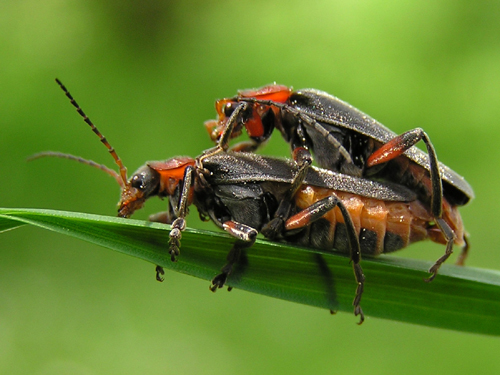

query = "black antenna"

[55,78,128,188]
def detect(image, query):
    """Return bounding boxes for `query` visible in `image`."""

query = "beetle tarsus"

[169,244,180,262]
[425,253,450,282]
[210,273,228,292]
[155,266,165,282]
[168,218,185,261]
[355,305,365,325]
[168,231,181,260]
[352,263,365,323]
[210,243,244,292]
[425,217,456,281]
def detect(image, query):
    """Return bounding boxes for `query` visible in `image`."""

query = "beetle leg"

[222,221,259,242]
[455,233,470,266]
[284,195,340,230]
[366,128,443,218]
[261,147,313,239]
[216,102,249,151]
[149,204,178,281]
[287,107,355,167]
[210,221,258,291]
[228,140,260,153]
[217,102,248,150]
[282,194,365,324]
[210,243,246,292]
[425,217,456,282]
[199,103,250,169]
[167,166,194,263]
[155,266,165,282]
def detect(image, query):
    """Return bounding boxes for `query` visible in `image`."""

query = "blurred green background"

[1,0,499,373]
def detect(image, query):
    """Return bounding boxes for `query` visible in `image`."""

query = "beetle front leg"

[168,165,194,259]
[210,220,258,291]
[169,217,186,262]
[201,102,250,164]
[366,128,443,218]
[150,166,194,281]
[228,140,261,153]
[150,215,189,281]
[147,203,179,281]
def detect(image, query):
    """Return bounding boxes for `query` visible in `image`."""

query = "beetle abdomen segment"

[293,186,446,255]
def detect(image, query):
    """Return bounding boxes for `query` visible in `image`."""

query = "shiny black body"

[195,154,414,254]
[193,153,415,237]
[166,152,419,322]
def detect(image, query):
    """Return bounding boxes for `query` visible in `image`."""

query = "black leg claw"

[424,261,442,282]
[352,264,365,324]
[355,305,365,325]
[424,269,437,283]
[210,273,228,292]
[155,266,165,282]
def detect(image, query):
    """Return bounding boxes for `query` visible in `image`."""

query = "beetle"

[204,84,473,279]
[31,79,467,322]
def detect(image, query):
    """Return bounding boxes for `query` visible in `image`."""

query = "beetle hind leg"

[425,218,456,282]
[352,262,365,324]
[283,193,365,323]
[455,233,470,266]
[366,128,443,219]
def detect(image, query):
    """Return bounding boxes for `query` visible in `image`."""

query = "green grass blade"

[0,216,25,233]
[1,207,499,335]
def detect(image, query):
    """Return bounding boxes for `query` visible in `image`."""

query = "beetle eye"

[131,174,146,190]
[128,166,160,198]
[223,102,235,117]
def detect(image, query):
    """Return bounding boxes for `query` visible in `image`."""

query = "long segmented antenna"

[55,78,128,188]
[28,151,123,187]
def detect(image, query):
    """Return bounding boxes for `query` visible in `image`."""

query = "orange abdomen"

[293,186,465,255]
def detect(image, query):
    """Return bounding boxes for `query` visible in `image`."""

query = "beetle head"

[205,84,293,143]
[117,157,195,218]
[31,79,196,220]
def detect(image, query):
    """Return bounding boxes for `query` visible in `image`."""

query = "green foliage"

[2,207,499,336]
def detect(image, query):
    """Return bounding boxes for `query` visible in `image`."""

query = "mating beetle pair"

[33,80,472,322]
